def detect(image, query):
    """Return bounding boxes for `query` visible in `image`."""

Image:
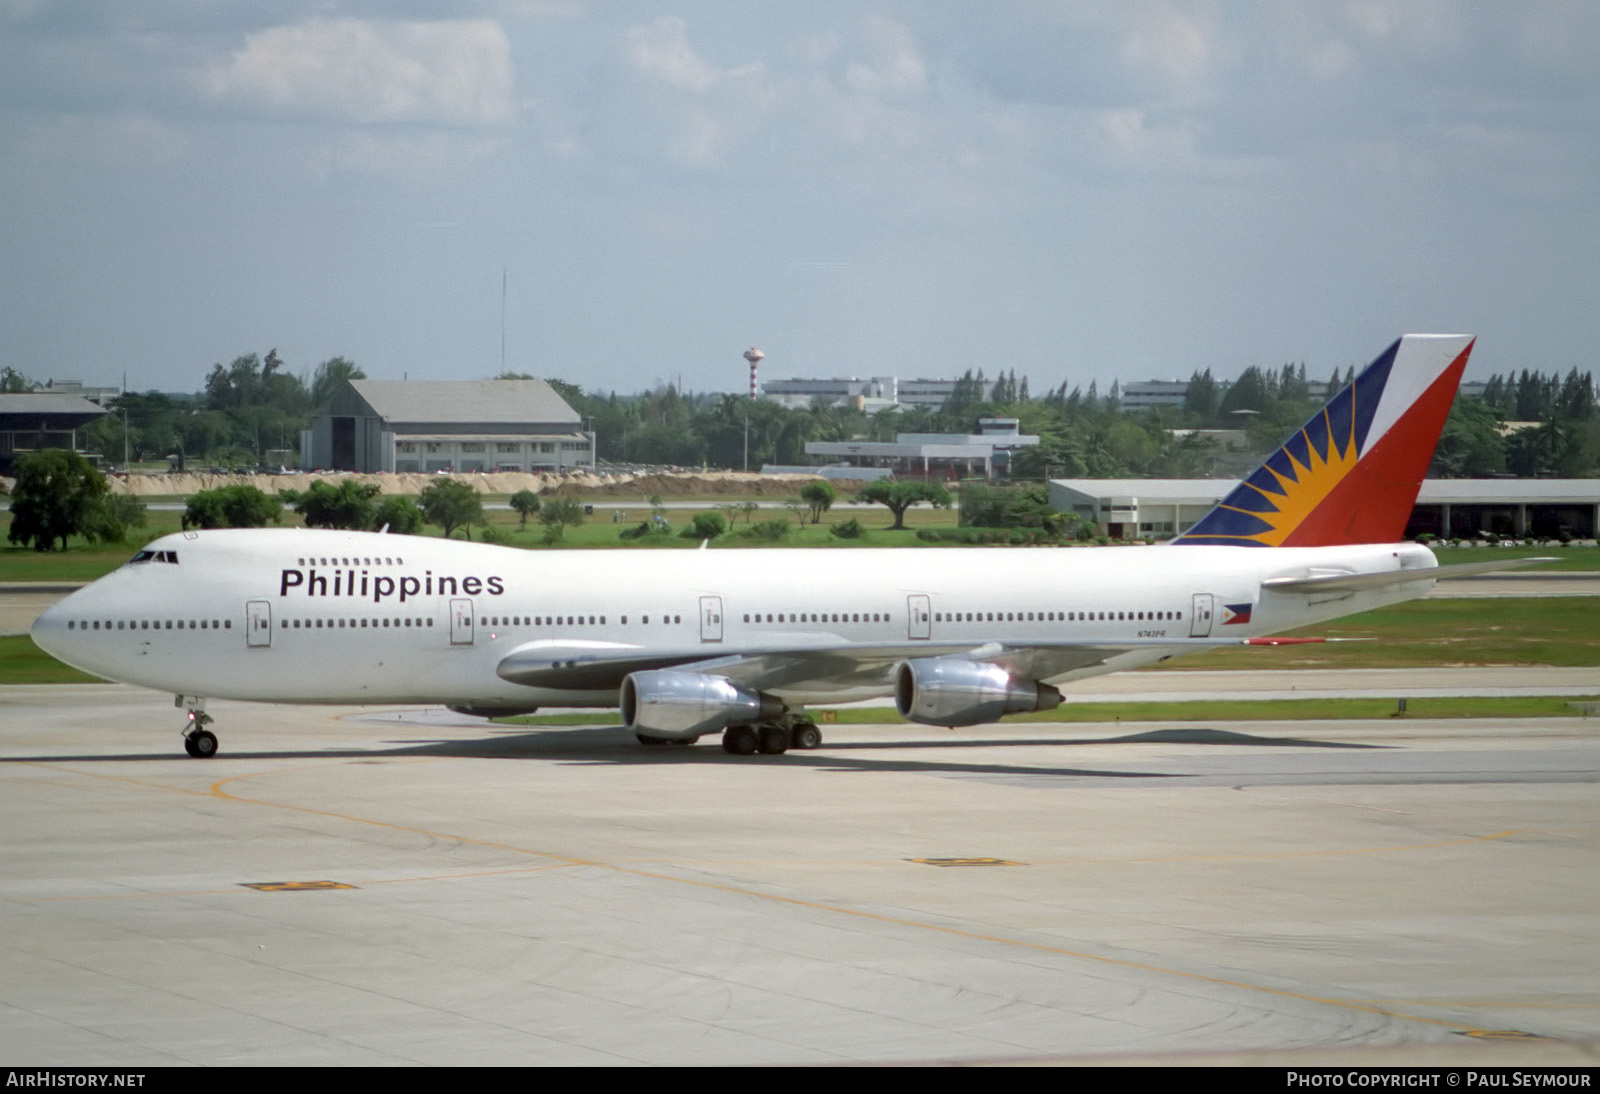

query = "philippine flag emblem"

[1222,603,1253,626]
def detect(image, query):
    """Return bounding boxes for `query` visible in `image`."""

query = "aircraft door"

[1189,593,1214,637]
[699,596,723,643]
[907,594,931,640]
[246,600,272,648]
[450,599,475,645]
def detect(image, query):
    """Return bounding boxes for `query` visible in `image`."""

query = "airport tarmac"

[1,684,1595,1065]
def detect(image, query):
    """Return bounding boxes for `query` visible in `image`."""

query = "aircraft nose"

[29,596,70,660]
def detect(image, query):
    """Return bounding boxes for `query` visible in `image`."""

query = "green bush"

[620,521,673,541]
[184,484,281,529]
[81,494,148,545]
[830,518,866,540]
[683,512,727,539]
[742,517,790,541]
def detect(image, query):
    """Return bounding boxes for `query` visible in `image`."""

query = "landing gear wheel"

[757,725,790,755]
[791,722,822,750]
[185,729,218,759]
[722,725,757,755]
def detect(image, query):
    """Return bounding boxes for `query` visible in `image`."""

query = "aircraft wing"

[496,637,1226,693]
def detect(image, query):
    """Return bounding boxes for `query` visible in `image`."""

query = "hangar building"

[302,379,593,474]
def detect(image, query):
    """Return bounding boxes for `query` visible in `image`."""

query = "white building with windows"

[762,375,993,412]
[805,419,1038,480]
[1048,477,1600,540]
[303,379,592,474]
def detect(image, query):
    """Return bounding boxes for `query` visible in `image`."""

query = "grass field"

[1169,596,1600,670]
[0,635,107,683]
[4,499,1597,583]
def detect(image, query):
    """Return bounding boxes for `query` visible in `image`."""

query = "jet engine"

[894,658,1062,727]
[620,670,784,739]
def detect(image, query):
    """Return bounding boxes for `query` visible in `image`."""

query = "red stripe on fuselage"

[1282,341,1472,546]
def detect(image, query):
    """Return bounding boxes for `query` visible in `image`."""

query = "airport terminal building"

[302,379,594,474]
[804,419,1039,480]
[1048,477,1600,541]
[0,393,110,475]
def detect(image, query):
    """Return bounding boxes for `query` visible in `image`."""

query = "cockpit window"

[127,550,179,566]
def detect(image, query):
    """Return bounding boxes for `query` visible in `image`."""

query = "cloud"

[842,15,928,97]
[1118,3,1220,96]
[202,17,516,127]
[622,16,724,93]
[617,16,768,169]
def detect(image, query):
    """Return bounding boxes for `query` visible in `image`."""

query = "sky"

[3,1,1598,398]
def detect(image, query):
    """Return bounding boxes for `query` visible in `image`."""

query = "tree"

[958,482,1053,529]
[509,489,541,526]
[1435,397,1507,477]
[418,478,483,539]
[1219,366,1272,417]
[856,479,953,530]
[537,497,585,543]
[183,485,281,529]
[799,480,835,525]
[80,494,148,545]
[6,450,107,551]
[373,496,423,535]
[1183,369,1218,421]
[282,479,380,530]
[309,357,366,408]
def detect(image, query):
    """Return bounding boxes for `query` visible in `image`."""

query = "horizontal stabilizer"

[1261,556,1555,594]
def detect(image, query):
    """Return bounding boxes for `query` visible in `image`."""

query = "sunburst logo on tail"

[1202,406,1363,546]
[1176,335,1473,548]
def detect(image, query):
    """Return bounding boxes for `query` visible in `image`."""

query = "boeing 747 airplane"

[33,334,1498,758]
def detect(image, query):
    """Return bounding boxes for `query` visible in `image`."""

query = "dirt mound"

[98,469,845,499]
[548,472,830,498]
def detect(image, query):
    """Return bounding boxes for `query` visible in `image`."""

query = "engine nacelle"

[894,658,1062,728]
[620,670,784,739]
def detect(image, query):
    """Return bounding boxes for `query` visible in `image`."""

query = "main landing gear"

[720,717,823,756]
[177,696,218,759]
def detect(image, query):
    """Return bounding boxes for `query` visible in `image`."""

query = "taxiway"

[1,684,1595,1065]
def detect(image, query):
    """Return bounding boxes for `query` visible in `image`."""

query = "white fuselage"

[31,528,1439,710]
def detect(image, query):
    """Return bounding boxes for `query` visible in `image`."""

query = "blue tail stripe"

[1178,535,1269,547]
[1184,506,1276,538]
[1303,408,1330,463]
[1265,448,1299,483]
[1325,385,1355,455]
[1283,428,1312,471]
[1227,484,1281,515]
[1245,465,1286,498]
[1349,339,1400,453]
